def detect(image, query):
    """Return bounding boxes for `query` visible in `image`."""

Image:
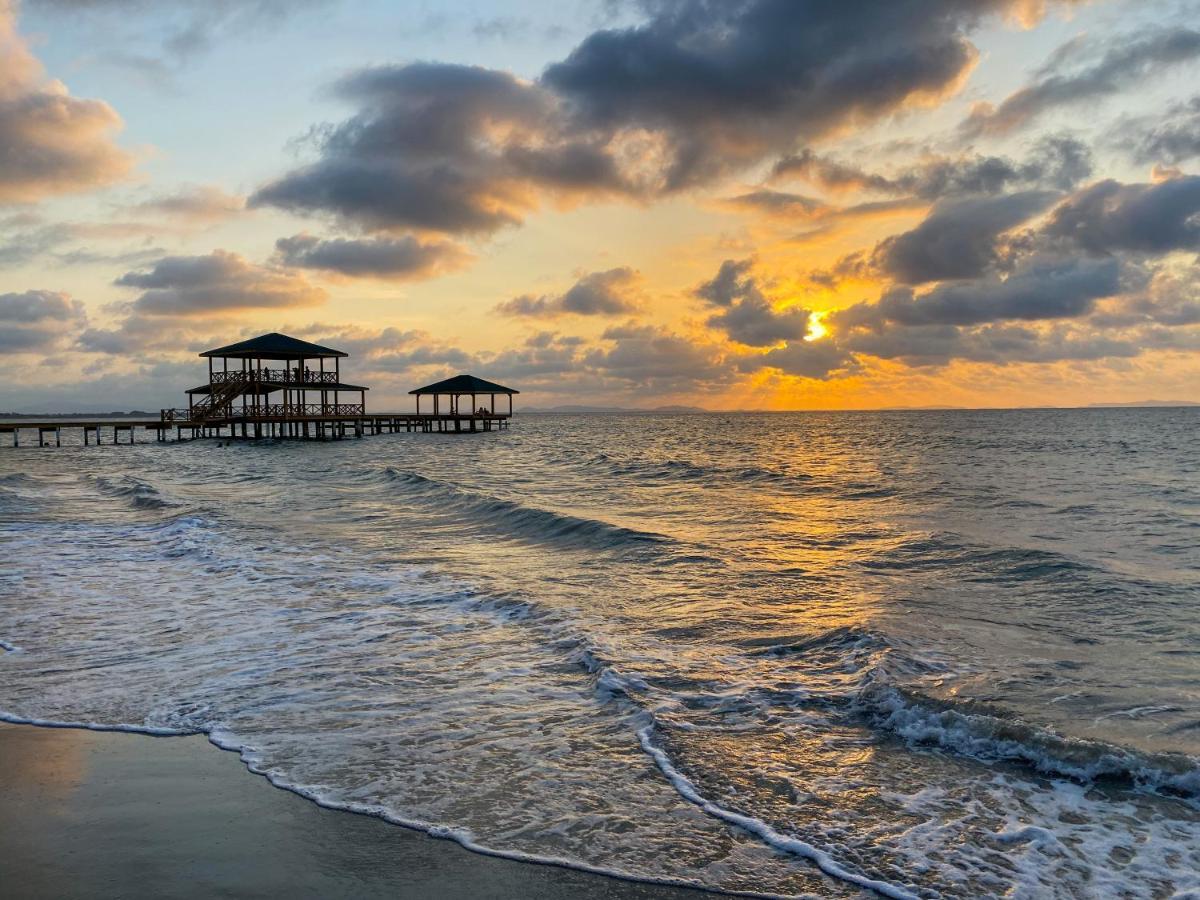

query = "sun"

[804,311,829,341]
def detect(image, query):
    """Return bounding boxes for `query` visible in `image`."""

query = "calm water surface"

[1,409,1197,898]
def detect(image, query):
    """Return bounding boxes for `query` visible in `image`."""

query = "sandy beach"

[0,723,711,899]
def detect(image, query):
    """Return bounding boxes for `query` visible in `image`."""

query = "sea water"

[1,409,1197,898]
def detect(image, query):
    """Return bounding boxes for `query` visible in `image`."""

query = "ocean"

[1,409,1197,898]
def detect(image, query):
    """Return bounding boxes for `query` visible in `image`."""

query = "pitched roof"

[409,374,519,395]
[200,332,347,359]
[186,382,369,395]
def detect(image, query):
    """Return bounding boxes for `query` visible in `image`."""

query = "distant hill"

[1087,400,1199,408]
[0,410,157,419]
[522,404,708,413]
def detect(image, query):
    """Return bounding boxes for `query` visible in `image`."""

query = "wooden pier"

[0,413,510,447]
[2,333,519,447]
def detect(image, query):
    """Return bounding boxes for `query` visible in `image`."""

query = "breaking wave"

[378,467,673,553]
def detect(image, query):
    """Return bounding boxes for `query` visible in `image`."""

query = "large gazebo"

[170,332,369,438]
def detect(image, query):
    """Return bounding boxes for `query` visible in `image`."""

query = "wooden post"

[55,427,61,447]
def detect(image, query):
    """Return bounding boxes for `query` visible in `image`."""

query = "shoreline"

[0,722,723,900]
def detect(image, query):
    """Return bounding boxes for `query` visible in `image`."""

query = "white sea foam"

[636,726,919,900]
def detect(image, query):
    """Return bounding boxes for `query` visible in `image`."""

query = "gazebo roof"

[200,332,347,360]
[409,374,519,395]
[186,382,369,395]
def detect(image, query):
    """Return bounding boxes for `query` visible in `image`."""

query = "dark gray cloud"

[1089,267,1200,329]
[0,289,87,352]
[834,255,1121,332]
[253,0,1058,234]
[870,190,1059,284]
[76,313,217,354]
[962,26,1200,137]
[115,250,327,315]
[1123,96,1200,166]
[1044,175,1200,255]
[251,63,631,235]
[840,321,1142,367]
[772,136,1093,200]
[544,0,1009,189]
[0,5,132,202]
[583,323,732,392]
[741,339,857,380]
[695,259,811,346]
[497,267,640,317]
[274,233,469,280]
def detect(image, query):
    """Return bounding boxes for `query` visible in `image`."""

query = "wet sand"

[0,723,713,899]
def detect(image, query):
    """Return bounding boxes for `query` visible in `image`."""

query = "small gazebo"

[409,374,518,418]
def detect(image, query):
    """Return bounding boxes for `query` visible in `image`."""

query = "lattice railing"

[209,369,341,386]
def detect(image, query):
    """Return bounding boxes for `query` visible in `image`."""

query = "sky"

[2,0,1199,412]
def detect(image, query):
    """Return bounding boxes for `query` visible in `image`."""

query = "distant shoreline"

[2,402,1195,420]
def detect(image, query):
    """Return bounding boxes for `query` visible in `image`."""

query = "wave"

[740,625,1199,804]
[860,532,1101,582]
[747,624,892,658]
[635,726,919,900]
[857,683,1200,803]
[89,474,180,510]
[585,453,809,489]
[379,468,673,554]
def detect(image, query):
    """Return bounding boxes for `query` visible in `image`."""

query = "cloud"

[28,0,331,65]
[1044,175,1200,255]
[0,212,170,269]
[274,233,470,280]
[114,249,327,315]
[0,2,132,202]
[772,136,1093,199]
[721,190,829,217]
[841,320,1143,367]
[1122,96,1200,166]
[834,255,1121,332]
[583,323,732,392]
[0,289,87,352]
[253,1,1064,235]
[695,258,811,346]
[543,0,1008,189]
[742,339,858,380]
[129,185,245,221]
[961,26,1200,137]
[496,267,640,317]
[870,189,1059,284]
[251,63,632,235]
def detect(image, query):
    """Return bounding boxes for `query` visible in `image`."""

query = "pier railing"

[209,369,341,386]
[162,403,365,423]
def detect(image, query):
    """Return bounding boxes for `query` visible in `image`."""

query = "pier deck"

[0,413,510,446]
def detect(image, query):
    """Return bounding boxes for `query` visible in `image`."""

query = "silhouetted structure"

[1,334,517,445]
[164,332,368,439]
[410,375,518,432]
